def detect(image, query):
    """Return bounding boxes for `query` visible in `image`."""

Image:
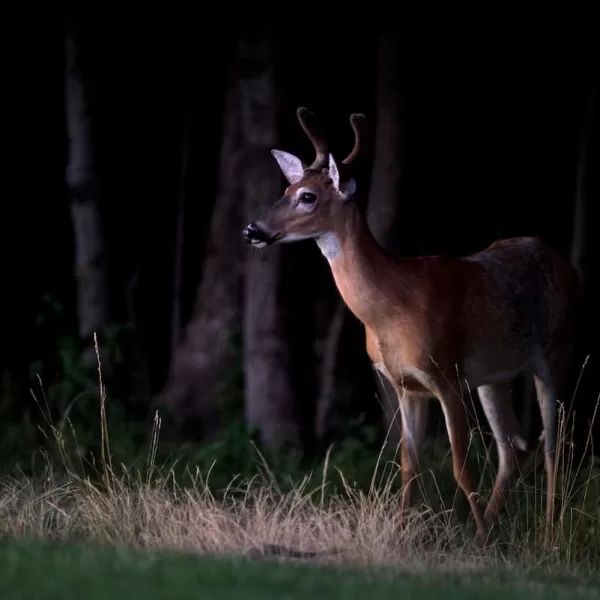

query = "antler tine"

[342,113,368,166]
[296,107,329,171]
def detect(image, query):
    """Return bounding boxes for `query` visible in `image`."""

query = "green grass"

[0,537,598,600]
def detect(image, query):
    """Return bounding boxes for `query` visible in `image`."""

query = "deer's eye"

[299,192,317,204]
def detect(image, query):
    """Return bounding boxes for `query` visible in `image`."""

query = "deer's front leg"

[436,383,488,541]
[398,392,430,516]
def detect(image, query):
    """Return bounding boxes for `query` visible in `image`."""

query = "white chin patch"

[250,240,267,248]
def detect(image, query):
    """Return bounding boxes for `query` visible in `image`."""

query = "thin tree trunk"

[314,302,346,442]
[171,95,191,358]
[65,25,110,366]
[570,66,596,286]
[239,34,299,448]
[564,64,597,459]
[154,62,244,439]
[366,32,404,254]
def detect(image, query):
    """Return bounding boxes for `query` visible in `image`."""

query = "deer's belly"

[462,350,529,388]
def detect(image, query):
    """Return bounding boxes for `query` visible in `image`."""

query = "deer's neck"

[316,203,405,328]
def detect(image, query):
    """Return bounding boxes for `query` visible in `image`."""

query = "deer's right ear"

[271,150,305,184]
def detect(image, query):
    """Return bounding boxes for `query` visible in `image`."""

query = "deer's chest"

[364,325,434,395]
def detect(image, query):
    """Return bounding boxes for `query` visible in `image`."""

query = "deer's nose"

[242,222,270,245]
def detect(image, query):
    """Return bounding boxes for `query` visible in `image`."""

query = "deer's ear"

[328,153,356,200]
[328,153,340,190]
[271,150,305,184]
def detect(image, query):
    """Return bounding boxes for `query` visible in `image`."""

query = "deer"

[242,106,581,545]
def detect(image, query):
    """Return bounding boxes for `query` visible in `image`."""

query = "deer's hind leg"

[531,350,568,546]
[477,381,529,531]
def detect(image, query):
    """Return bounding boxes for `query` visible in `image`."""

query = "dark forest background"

[1,17,598,490]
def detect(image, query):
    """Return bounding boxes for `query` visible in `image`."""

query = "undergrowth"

[0,337,599,574]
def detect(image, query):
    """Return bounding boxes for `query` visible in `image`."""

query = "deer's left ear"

[328,153,356,200]
[271,150,305,184]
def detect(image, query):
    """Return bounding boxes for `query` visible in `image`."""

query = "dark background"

[1,17,598,482]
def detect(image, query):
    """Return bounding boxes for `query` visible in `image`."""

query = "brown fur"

[243,108,581,546]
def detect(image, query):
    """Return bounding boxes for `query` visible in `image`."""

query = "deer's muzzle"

[242,222,278,248]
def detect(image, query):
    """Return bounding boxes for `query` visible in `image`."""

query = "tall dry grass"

[0,337,598,573]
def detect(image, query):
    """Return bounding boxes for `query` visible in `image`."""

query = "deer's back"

[460,236,580,383]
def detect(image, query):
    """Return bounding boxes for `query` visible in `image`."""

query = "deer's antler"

[342,113,367,167]
[296,107,329,171]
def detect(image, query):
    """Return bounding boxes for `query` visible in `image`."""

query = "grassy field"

[0,408,598,599]
[0,536,598,600]
[0,352,597,598]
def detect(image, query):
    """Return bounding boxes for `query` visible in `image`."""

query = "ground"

[0,537,598,600]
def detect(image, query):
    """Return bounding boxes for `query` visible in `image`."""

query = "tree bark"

[314,302,347,442]
[570,66,596,287]
[366,33,405,255]
[238,34,299,448]
[154,61,244,439]
[171,95,191,358]
[566,64,597,461]
[65,25,110,366]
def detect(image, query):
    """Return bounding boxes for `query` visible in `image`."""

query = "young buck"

[242,107,581,543]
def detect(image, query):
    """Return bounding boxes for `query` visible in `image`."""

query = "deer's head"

[243,107,367,252]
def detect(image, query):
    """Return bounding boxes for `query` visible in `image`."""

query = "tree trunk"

[570,66,596,287]
[65,25,110,367]
[171,94,191,358]
[366,33,404,254]
[566,64,597,461]
[154,61,244,440]
[238,34,299,448]
[314,302,347,442]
